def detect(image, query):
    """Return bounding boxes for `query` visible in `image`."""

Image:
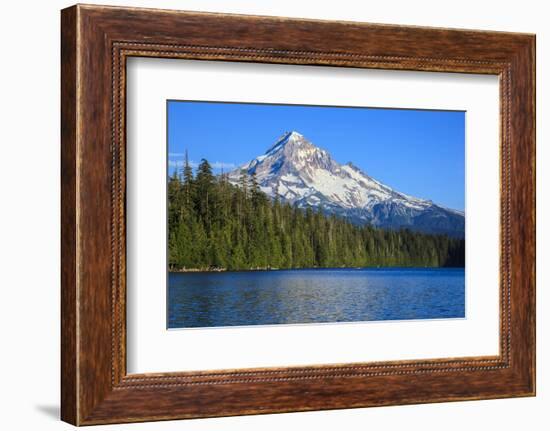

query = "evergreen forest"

[168,158,465,271]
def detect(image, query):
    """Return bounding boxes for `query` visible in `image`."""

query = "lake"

[168,268,465,329]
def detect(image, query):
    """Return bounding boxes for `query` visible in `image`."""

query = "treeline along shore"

[168,157,465,272]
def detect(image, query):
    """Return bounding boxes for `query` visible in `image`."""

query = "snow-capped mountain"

[227,131,465,237]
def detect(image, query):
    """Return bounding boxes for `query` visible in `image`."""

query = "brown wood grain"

[60,5,78,425]
[61,4,535,425]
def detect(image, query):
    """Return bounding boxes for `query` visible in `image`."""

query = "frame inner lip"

[115,45,511,383]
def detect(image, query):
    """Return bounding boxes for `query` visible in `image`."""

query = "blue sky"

[168,100,465,211]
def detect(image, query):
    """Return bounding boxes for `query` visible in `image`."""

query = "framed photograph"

[61,4,535,425]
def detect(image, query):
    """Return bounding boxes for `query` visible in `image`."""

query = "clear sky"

[168,100,465,211]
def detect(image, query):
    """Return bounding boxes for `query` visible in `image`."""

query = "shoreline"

[168,266,465,274]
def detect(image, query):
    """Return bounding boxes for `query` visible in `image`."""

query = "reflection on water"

[168,268,465,329]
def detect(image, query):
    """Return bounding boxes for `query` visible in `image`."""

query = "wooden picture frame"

[61,4,535,425]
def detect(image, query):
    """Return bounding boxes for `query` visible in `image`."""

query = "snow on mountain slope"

[227,131,465,237]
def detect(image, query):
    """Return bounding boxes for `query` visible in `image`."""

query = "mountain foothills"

[168,139,465,271]
[228,131,465,237]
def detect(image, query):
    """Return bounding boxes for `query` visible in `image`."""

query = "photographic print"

[167,101,465,329]
[60,7,536,423]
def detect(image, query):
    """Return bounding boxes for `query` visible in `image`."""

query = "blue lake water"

[168,268,465,329]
